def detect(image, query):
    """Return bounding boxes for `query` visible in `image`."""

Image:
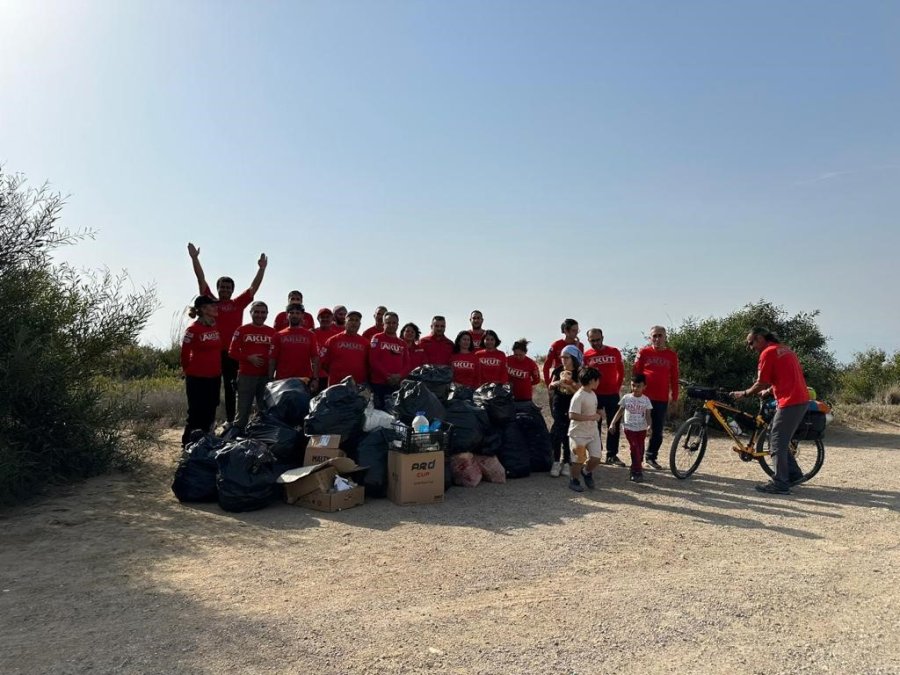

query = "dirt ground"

[1,424,899,675]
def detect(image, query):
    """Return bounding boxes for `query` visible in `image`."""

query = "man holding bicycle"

[732,327,809,494]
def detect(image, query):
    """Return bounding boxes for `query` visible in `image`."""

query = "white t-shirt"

[621,393,653,431]
[569,388,601,438]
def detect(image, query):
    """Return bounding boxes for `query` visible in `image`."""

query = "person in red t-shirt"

[401,322,427,372]
[732,327,810,494]
[633,326,679,468]
[368,311,409,410]
[314,307,343,390]
[362,305,388,340]
[180,296,222,446]
[333,305,348,331]
[273,291,314,331]
[270,303,320,393]
[322,310,370,386]
[418,315,455,366]
[583,327,626,466]
[507,339,541,401]
[475,330,509,386]
[449,331,479,389]
[468,310,486,349]
[228,301,276,432]
[187,242,267,428]
[542,318,585,387]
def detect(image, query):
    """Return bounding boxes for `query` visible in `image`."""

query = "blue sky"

[1,1,897,362]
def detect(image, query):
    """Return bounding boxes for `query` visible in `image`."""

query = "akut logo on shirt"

[454,359,475,370]
[644,356,671,367]
[243,333,272,344]
[508,367,530,379]
[480,356,503,367]
[199,331,220,342]
[334,339,365,352]
[280,334,310,344]
[378,341,404,355]
[586,354,617,365]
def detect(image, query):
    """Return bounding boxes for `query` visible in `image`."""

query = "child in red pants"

[609,374,653,482]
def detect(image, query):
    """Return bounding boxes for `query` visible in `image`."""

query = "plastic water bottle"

[727,417,743,436]
[412,412,430,433]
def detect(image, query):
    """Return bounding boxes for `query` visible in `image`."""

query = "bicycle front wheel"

[669,416,708,479]
[756,430,825,485]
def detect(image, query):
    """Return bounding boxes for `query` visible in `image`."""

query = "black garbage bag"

[391,380,446,426]
[304,377,367,437]
[443,399,490,455]
[499,421,531,478]
[447,383,475,402]
[480,427,502,457]
[263,378,312,426]
[172,433,227,502]
[407,365,454,402]
[356,428,400,498]
[245,412,303,464]
[514,401,553,472]
[215,439,278,512]
[473,383,516,427]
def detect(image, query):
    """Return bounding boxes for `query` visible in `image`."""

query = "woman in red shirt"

[475,330,509,386]
[180,296,222,446]
[401,322,427,372]
[449,331,479,389]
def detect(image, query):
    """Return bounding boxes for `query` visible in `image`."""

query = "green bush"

[0,169,157,504]
[838,348,900,404]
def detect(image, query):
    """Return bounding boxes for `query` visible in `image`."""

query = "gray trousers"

[235,374,269,430]
[769,402,807,486]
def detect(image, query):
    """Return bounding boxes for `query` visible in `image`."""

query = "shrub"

[0,169,157,504]
[838,348,900,404]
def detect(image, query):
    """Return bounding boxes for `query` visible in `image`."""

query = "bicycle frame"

[697,399,770,459]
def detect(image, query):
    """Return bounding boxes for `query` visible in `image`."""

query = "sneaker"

[582,470,596,490]
[629,473,644,483]
[646,459,663,470]
[755,481,790,495]
[561,463,572,477]
[568,478,585,493]
[604,456,626,467]
[550,461,562,478]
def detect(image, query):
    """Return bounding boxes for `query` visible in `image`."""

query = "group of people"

[180,245,811,496]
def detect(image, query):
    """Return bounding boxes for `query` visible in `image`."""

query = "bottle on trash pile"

[412,412,430,433]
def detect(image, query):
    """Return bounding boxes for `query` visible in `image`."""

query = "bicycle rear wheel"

[756,430,825,485]
[669,416,708,479]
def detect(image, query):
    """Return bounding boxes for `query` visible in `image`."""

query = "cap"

[194,295,216,309]
[347,310,362,319]
[332,304,347,314]
[317,307,333,317]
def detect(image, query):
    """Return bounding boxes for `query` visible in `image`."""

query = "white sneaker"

[550,461,562,477]
[561,463,571,477]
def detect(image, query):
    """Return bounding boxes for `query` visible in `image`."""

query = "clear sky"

[1,1,897,361]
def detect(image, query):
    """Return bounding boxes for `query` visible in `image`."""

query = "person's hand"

[387,374,400,386]
[247,355,264,367]
[731,390,746,400]
[188,242,200,259]
[258,253,268,269]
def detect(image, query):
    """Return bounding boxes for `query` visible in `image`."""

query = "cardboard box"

[388,450,444,506]
[278,457,361,505]
[303,445,346,467]
[299,485,365,512]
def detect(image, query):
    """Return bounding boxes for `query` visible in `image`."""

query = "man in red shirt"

[187,242,267,428]
[322,310,370,386]
[469,310,486,349]
[228,301,276,432]
[507,339,541,401]
[732,327,810,494]
[418,315,454,366]
[270,303,320,394]
[333,305,348,331]
[273,291,314,331]
[583,328,626,466]
[362,306,388,340]
[542,319,584,387]
[368,311,409,410]
[633,325,679,469]
[314,308,342,391]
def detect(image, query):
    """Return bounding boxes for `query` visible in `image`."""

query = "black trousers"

[595,393,621,458]
[183,375,221,446]
[220,351,239,423]
[646,400,668,461]
[550,396,572,464]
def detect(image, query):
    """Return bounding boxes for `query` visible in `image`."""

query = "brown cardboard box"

[278,457,360,505]
[299,485,365,512]
[388,450,444,506]
[303,441,346,468]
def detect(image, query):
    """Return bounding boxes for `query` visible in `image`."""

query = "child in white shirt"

[609,374,654,482]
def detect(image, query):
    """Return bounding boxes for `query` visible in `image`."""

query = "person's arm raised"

[249,253,268,294]
[187,243,207,295]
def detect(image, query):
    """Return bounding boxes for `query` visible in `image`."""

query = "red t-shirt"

[633,346,679,403]
[418,334,455,366]
[507,354,541,401]
[271,327,319,380]
[469,328,486,350]
[583,345,625,396]
[542,338,585,385]
[273,311,314,332]
[449,352,479,388]
[758,344,809,408]
[475,348,509,385]
[407,342,427,372]
[228,323,276,376]
[362,324,384,340]
[313,326,342,360]
[202,283,253,349]
[322,332,370,386]
[368,333,409,385]
[181,321,222,377]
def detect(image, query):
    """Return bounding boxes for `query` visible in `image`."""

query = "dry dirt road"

[2,425,899,675]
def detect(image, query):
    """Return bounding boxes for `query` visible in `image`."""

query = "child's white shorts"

[568,435,602,463]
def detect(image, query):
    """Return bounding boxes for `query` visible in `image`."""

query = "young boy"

[609,374,654,482]
[568,367,604,492]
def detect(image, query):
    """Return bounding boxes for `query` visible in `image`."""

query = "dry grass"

[832,402,900,429]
